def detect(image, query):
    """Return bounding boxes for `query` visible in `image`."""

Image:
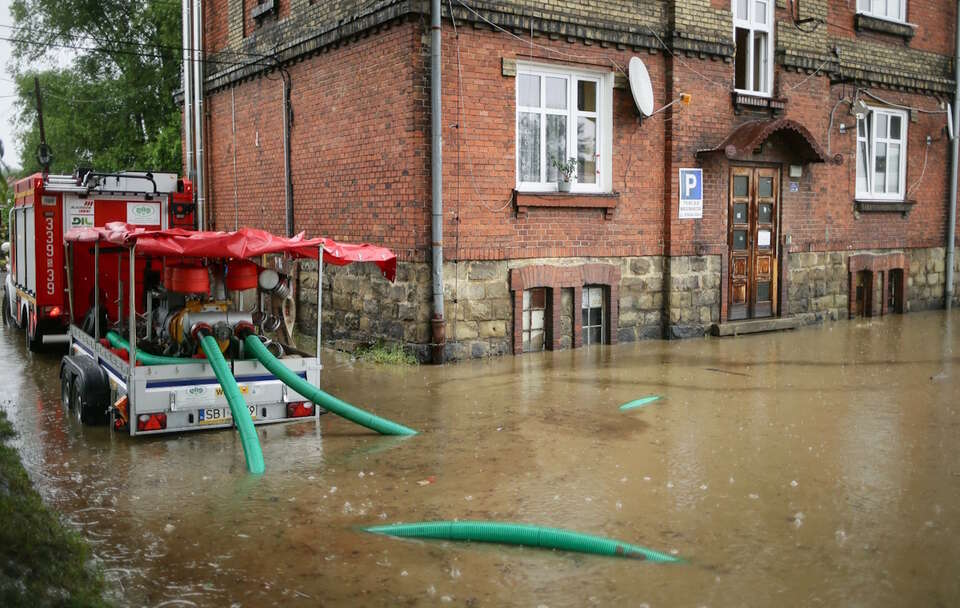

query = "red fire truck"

[3,170,194,350]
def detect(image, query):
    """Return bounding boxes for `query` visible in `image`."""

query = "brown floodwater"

[3,310,959,607]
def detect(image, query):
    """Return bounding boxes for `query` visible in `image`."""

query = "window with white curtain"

[733,0,773,96]
[856,0,906,22]
[516,64,612,192]
[856,107,908,200]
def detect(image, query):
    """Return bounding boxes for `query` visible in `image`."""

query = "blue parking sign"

[678,168,703,219]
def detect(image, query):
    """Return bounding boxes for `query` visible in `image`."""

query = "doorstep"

[711,316,801,337]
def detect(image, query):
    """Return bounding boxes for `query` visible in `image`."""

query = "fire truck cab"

[4,170,194,350]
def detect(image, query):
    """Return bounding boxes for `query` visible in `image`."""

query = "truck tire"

[26,321,42,353]
[1,291,9,327]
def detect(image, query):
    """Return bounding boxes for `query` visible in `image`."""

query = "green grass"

[0,410,112,608]
[354,340,419,365]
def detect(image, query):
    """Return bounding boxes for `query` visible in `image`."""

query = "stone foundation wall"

[296,247,957,361]
[665,255,723,339]
[787,246,957,324]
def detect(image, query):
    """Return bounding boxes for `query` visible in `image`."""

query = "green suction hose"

[106,331,192,366]
[619,396,662,411]
[199,334,265,475]
[362,521,683,562]
[243,334,416,436]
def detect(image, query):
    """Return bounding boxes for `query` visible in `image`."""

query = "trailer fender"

[61,355,109,425]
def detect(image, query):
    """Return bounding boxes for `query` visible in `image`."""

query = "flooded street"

[3,311,959,607]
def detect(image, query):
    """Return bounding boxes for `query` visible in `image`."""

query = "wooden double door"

[728,166,779,321]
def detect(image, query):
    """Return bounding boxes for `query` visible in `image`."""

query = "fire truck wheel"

[1,292,8,326]
[26,323,42,353]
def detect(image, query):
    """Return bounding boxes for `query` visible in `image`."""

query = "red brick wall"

[201,14,956,266]
[205,20,430,258]
[440,27,670,262]
[204,0,229,54]
[829,0,957,54]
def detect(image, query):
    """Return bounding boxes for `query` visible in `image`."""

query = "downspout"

[182,0,194,182]
[282,70,294,237]
[192,0,205,230]
[430,0,445,363]
[947,2,960,310]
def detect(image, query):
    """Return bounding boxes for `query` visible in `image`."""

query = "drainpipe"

[430,0,445,363]
[947,3,960,310]
[192,0,205,230]
[282,70,294,237]
[181,0,194,182]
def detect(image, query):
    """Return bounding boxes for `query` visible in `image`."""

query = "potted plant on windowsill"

[552,157,577,193]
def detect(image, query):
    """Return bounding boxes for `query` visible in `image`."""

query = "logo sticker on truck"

[66,199,95,228]
[127,202,160,225]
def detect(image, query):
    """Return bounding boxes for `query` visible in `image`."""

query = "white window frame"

[515,63,613,194]
[581,285,605,346]
[732,0,774,97]
[856,0,907,24]
[856,106,908,201]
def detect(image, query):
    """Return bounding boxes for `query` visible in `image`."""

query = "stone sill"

[854,199,915,216]
[513,190,620,219]
[854,14,916,43]
[732,92,787,116]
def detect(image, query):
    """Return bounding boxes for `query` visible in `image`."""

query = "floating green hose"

[362,521,683,563]
[243,334,416,436]
[200,334,265,475]
[106,331,192,366]
[619,396,662,411]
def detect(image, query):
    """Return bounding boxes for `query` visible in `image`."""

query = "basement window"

[856,106,907,201]
[856,0,906,23]
[733,0,773,96]
[522,287,547,352]
[581,286,606,345]
[516,64,613,193]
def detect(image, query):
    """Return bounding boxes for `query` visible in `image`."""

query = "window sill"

[854,14,916,43]
[513,190,620,219]
[732,91,787,116]
[854,199,915,216]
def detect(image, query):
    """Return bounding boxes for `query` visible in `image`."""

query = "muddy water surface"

[3,311,959,607]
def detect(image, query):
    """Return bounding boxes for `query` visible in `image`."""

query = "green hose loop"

[200,335,265,475]
[106,331,192,365]
[243,334,417,436]
[362,521,683,563]
[619,396,661,411]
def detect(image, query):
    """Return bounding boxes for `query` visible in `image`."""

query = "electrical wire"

[907,138,931,196]
[785,56,833,91]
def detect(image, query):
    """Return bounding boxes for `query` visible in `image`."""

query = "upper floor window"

[516,64,612,193]
[857,0,906,22]
[856,107,907,200]
[733,0,773,96]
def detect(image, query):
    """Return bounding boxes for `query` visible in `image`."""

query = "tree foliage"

[9,0,183,175]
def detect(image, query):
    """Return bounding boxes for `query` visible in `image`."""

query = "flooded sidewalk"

[2,311,959,606]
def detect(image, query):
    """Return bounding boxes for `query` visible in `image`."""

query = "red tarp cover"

[65,222,397,281]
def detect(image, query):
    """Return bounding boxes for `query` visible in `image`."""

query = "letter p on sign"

[678,168,703,219]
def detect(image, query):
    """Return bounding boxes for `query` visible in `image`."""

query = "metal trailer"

[60,239,327,436]
[4,171,194,350]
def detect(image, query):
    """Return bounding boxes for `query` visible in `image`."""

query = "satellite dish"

[629,57,655,117]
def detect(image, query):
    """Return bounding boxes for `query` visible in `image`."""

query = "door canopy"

[697,118,834,164]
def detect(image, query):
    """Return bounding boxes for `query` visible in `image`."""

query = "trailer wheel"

[70,377,103,426]
[60,367,74,412]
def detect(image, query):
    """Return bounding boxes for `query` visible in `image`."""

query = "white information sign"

[127,201,161,225]
[758,230,771,247]
[678,168,703,219]
[66,199,95,228]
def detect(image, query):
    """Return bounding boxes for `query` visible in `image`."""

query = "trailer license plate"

[197,405,257,425]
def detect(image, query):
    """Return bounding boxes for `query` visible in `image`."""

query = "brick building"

[188,0,960,360]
